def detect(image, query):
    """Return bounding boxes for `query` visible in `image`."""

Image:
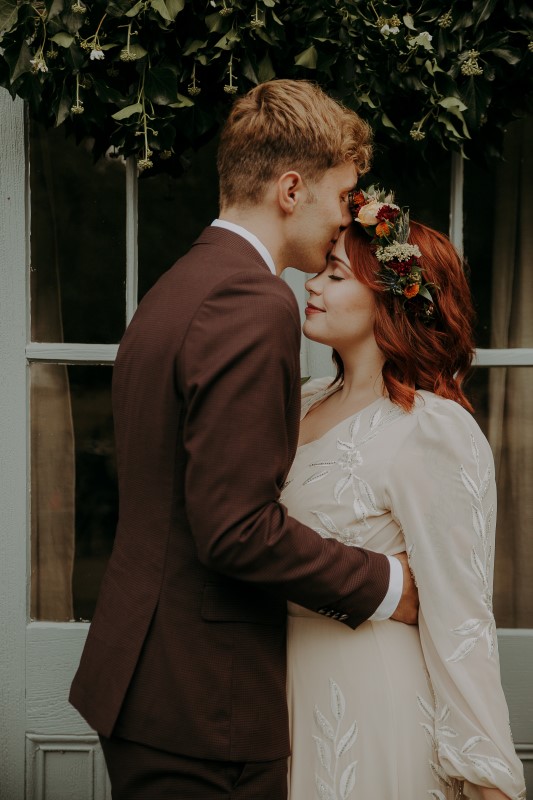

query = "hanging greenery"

[0,0,531,174]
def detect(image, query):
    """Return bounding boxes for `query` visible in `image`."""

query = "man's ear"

[277,171,305,214]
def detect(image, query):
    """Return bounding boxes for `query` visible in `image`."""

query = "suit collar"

[193,226,274,274]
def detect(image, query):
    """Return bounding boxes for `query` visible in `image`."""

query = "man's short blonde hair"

[217,79,372,209]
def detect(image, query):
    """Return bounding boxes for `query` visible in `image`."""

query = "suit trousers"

[99,735,288,800]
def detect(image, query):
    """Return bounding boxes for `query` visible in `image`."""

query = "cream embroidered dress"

[284,378,526,800]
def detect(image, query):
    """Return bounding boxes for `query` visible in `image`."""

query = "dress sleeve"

[385,395,526,799]
[301,376,334,405]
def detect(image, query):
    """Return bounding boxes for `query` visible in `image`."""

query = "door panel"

[26,625,110,799]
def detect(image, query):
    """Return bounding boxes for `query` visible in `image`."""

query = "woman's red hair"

[340,220,476,412]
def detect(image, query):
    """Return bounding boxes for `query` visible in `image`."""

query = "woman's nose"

[305,274,321,294]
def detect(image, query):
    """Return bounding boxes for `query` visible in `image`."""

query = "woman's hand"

[479,788,511,800]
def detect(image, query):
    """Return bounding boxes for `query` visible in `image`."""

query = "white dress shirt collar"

[211,219,277,276]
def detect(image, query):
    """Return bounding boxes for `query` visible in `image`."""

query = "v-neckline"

[297,392,388,450]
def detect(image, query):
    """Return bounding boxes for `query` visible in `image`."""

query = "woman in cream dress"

[283,193,526,800]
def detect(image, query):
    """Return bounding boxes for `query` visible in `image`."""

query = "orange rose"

[375,221,391,237]
[403,283,420,299]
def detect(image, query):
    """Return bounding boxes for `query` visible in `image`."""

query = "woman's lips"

[305,303,325,315]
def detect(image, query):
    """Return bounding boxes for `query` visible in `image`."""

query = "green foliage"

[0,0,531,174]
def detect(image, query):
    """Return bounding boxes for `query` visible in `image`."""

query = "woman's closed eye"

[328,274,344,281]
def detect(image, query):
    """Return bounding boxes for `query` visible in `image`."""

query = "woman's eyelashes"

[328,274,344,281]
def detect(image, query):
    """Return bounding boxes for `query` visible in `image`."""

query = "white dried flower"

[376,243,421,263]
[90,48,105,61]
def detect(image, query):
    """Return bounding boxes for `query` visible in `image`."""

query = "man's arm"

[181,270,391,628]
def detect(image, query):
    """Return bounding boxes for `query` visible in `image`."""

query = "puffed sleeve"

[385,394,526,799]
[300,376,335,413]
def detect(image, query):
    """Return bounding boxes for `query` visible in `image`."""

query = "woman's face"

[303,231,377,355]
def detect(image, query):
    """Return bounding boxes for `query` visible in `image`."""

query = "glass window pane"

[137,137,220,300]
[467,366,533,628]
[465,116,532,349]
[31,363,117,621]
[30,121,127,344]
[366,151,452,234]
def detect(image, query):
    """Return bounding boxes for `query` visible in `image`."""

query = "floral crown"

[348,187,435,320]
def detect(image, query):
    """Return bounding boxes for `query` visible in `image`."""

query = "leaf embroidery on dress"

[313,679,358,800]
[309,511,364,547]
[419,688,519,792]
[447,434,495,663]
[301,405,404,538]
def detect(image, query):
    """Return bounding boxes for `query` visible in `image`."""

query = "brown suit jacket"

[69,226,390,762]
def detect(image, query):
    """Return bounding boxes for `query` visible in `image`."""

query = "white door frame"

[0,93,28,800]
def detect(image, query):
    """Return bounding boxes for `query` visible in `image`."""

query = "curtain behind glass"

[489,117,533,628]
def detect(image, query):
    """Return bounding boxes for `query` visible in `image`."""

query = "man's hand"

[390,553,419,625]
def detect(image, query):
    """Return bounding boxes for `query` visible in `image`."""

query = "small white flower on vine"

[409,31,433,50]
[30,55,48,73]
[90,48,105,61]
[380,23,399,37]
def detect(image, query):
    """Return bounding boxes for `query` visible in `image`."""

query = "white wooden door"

[0,86,531,800]
[0,92,112,800]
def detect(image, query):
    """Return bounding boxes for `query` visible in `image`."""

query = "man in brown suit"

[70,80,417,799]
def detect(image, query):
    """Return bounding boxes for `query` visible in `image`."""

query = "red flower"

[390,259,412,276]
[376,204,400,222]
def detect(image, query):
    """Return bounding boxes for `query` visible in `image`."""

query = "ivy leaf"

[169,92,194,108]
[151,0,172,21]
[473,0,499,31]
[439,96,467,112]
[10,41,32,83]
[215,30,240,49]
[295,45,318,68]
[166,0,185,18]
[381,112,397,129]
[57,10,85,34]
[438,113,464,140]
[107,0,136,16]
[491,47,521,65]
[93,79,124,104]
[204,12,224,33]
[126,0,145,16]
[51,32,75,48]
[55,80,72,126]
[48,0,64,20]
[112,102,143,120]
[460,75,491,129]
[145,66,177,105]
[258,52,275,82]
[0,0,18,33]
[183,40,206,56]
[241,56,259,85]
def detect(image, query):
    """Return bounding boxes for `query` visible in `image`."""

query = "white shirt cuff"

[368,555,403,621]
